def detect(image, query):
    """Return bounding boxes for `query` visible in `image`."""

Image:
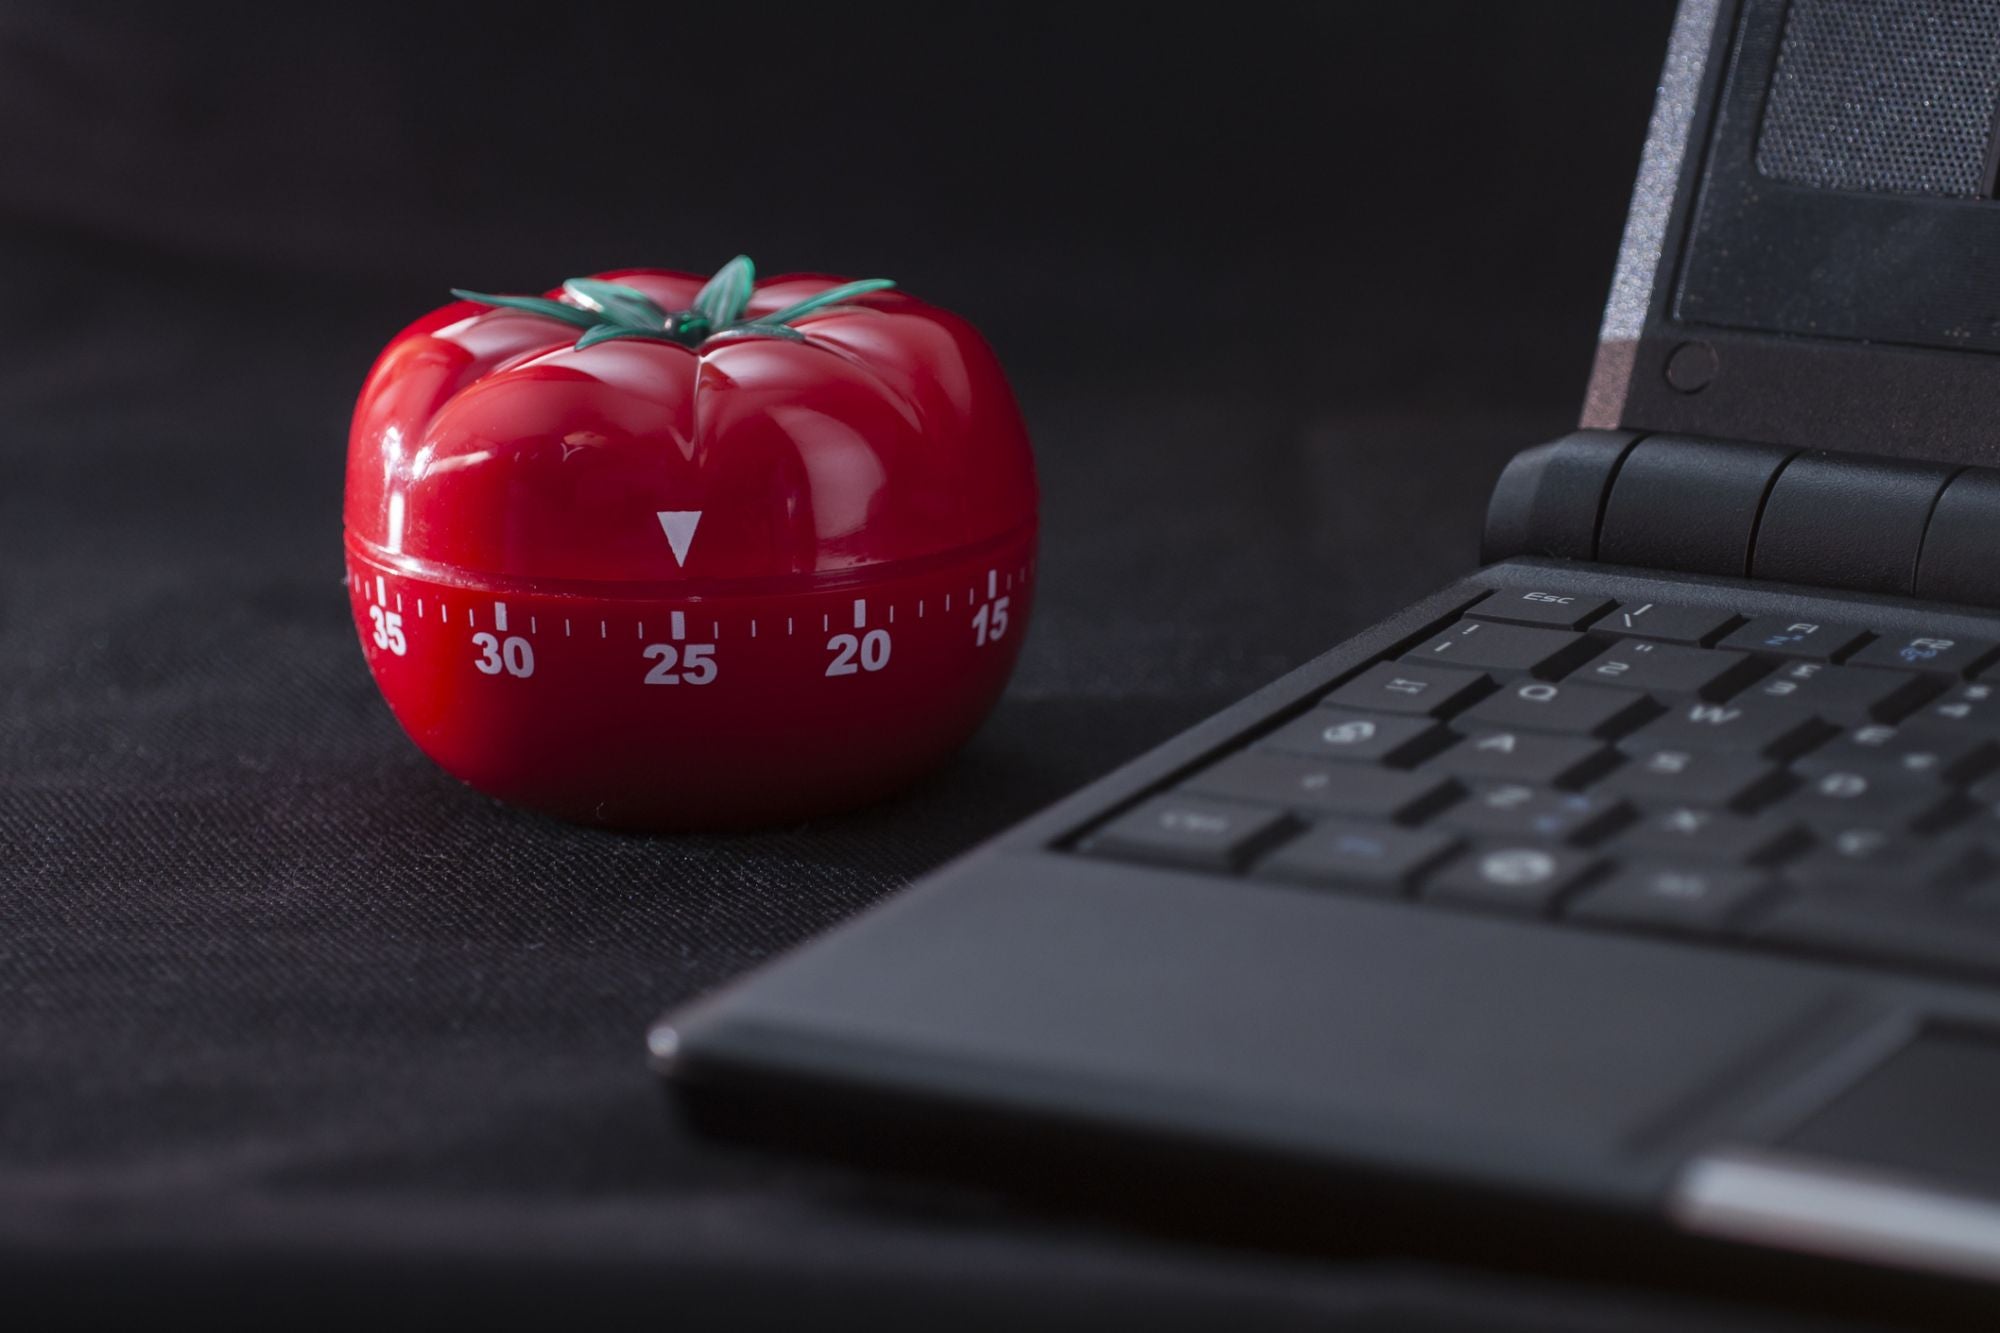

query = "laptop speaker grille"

[1755,0,2000,198]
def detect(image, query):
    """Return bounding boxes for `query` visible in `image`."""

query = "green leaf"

[705,322,808,345]
[561,278,668,330]
[752,278,896,328]
[573,323,683,350]
[692,255,757,328]
[449,289,599,331]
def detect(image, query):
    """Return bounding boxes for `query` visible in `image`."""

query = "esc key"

[1469,589,1614,632]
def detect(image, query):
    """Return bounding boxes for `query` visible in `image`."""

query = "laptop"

[654,0,2000,1316]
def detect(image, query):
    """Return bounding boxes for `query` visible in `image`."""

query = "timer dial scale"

[343,259,1038,829]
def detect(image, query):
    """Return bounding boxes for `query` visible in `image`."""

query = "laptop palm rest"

[669,856,1841,1194]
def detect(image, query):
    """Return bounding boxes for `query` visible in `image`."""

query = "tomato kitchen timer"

[342,257,1038,829]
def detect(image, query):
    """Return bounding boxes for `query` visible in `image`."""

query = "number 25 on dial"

[643,642,717,685]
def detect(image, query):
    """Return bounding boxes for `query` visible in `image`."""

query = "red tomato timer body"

[343,259,1037,829]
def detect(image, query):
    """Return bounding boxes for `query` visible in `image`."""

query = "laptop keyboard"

[1076,586,2000,986]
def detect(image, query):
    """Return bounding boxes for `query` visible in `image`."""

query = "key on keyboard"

[1083,795,1293,871]
[1424,844,1600,915]
[1785,769,1951,830]
[1793,724,1998,785]
[1905,682,2000,734]
[1322,662,1491,717]
[1601,602,1739,645]
[1467,589,1614,631]
[1186,751,1461,823]
[1741,661,1934,724]
[1257,821,1461,895]
[1260,708,1448,766]
[1620,697,1830,759]
[1405,622,1592,676]
[1459,679,1655,737]
[1438,785,1627,844]
[1845,632,2000,677]
[1429,730,1615,789]
[1597,749,1789,810]
[1574,640,1762,698]
[1614,807,1803,865]
[1568,865,1778,935]
[1717,618,1870,661]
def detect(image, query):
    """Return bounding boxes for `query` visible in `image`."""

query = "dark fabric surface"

[0,3,1905,1327]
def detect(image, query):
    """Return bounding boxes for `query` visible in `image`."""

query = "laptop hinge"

[1482,431,2000,610]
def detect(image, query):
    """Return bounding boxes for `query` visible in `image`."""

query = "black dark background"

[2,3,1887,1328]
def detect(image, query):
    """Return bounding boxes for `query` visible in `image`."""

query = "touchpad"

[1784,1025,2000,1194]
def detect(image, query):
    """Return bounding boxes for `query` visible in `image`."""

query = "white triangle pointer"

[656,510,702,567]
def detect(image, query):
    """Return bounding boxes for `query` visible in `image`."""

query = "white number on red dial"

[972,596,1010,647]
[826,629,891,676]
[472,632,534,678]
[642,643,717,685]
[368,606,407,656]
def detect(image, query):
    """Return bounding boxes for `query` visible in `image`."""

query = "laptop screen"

[1587,0,2000,465]
[1680,0,2000,355]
